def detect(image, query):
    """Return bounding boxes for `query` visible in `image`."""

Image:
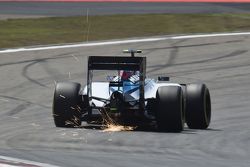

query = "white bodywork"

[83,78,181,107]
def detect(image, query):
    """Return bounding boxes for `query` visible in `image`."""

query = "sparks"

[59,95,66,99]
[103,124,135,132]
[100,108,136,132]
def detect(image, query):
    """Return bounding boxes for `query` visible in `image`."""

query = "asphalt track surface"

[0,33,250,166]
[1,2,250,19]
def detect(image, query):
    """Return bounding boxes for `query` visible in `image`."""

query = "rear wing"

[88,56,146,71]
[87,56,146,112]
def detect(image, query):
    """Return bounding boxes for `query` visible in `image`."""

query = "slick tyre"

[156,86,184,132]
[185,83,211,129]
[53,82,82,127]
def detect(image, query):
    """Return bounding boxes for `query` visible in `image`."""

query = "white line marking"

[1,32,250,54]
[0,155,60,167]
[171,32,250,39]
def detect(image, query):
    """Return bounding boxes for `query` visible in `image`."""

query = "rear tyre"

[156,86,184,132]
[185,83,211,129]
[53,82,82,127]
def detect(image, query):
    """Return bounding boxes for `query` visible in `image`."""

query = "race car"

[52,50,211,132]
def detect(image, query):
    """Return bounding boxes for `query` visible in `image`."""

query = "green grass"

[1,14,250,49]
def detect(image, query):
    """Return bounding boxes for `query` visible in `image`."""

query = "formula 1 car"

[53,50,211,132]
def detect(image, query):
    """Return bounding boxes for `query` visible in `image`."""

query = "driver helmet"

[120,70,134,80]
